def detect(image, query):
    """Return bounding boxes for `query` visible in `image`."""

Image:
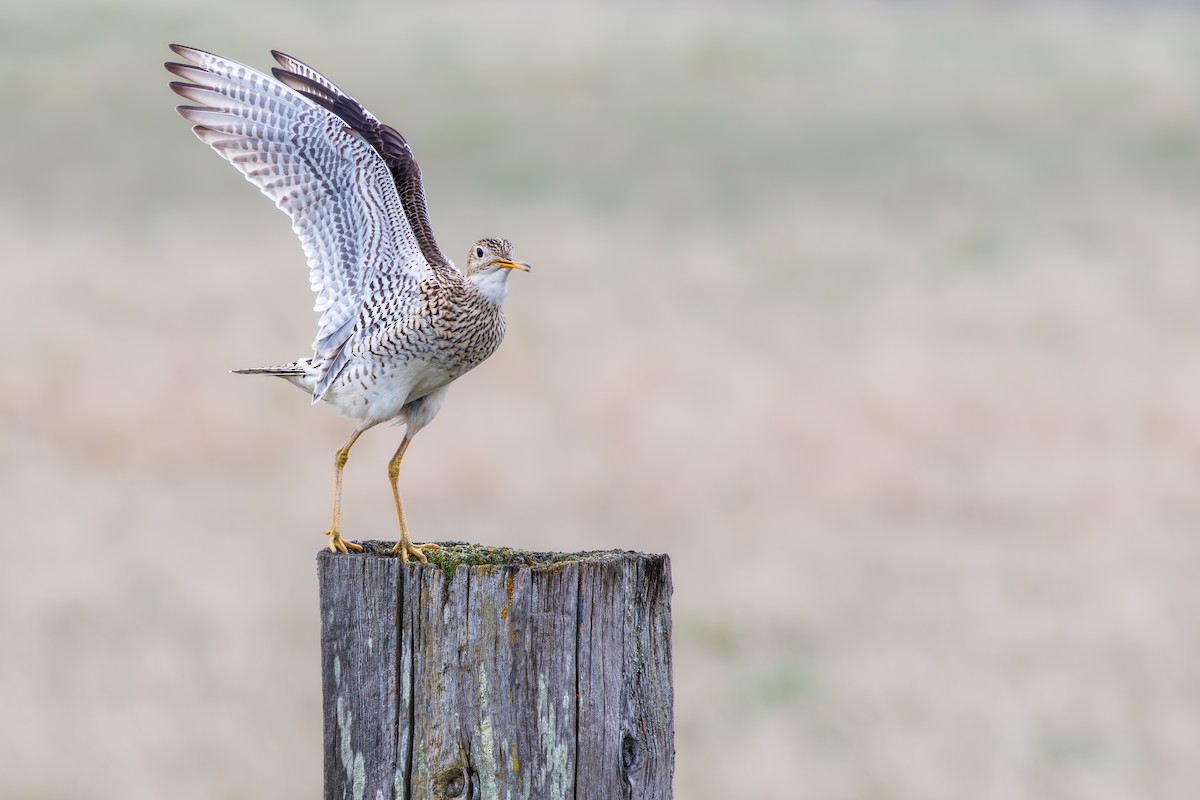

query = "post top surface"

[317,540,667,578]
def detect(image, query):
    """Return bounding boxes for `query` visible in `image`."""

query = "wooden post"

[317,541,673,800]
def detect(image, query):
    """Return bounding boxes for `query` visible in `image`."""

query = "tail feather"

[232,365,305,376]
[232,360,316,394]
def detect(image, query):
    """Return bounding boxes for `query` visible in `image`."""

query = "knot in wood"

[621,731,640,771]
[435,765,467,798]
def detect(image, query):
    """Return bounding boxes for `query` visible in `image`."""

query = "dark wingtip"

[173,105,219,123]
[167,80,202,97]
[169,43,223,64]
[271,67,313,88]
[164,61,196,78]
[272,68,339,112]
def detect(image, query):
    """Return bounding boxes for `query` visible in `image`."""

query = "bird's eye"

[475,246,485,259]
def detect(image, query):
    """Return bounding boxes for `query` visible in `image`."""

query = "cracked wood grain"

[318,544,673,800]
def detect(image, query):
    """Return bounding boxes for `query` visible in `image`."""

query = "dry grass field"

[4,2,1200,798]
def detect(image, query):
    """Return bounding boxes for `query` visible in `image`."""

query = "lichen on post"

[318,542,673,800]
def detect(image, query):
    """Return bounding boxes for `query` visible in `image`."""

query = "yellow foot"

[326,531,364,554]
[391,540,439,563]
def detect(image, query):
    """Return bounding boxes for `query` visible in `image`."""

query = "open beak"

[495,259,532,272]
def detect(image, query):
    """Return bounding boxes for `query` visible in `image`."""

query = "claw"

[392,540,439,562]
[326,531,363,554]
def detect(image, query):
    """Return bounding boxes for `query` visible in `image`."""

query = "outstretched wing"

[165,44,433,400]
[269,50,453,271]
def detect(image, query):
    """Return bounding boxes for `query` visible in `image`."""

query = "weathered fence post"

[318,541,673,800]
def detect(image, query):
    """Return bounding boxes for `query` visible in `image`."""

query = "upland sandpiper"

[166,45,530,560]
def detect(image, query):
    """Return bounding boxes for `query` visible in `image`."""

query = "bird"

[165,45,530,560]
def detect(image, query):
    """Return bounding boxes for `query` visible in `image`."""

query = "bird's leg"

[388,434,439,562]
[326,426,367,554]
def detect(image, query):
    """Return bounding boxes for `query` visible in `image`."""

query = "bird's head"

[465,237,531,305]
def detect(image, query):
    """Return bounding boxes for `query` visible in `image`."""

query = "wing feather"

[269,49,454,270]
[165,44,432,400]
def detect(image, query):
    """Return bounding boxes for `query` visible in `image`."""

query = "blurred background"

[4,1,1200,797]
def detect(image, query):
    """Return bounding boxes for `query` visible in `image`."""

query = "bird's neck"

[467,269,511,306]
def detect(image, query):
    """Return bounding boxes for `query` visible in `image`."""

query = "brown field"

[4,2,1200,798]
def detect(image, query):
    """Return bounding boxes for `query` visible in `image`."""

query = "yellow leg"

[388,434,439,562]
[326,427,366,554]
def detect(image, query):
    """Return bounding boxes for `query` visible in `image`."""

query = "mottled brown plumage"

[166,45,530,559]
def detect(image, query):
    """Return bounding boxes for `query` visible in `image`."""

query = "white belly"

[323,359,457,425]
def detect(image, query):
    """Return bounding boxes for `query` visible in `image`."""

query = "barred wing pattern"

[269,50,453,270]
[166,45,433,400]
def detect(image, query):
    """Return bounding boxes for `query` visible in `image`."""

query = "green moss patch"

[343,540,631,579]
